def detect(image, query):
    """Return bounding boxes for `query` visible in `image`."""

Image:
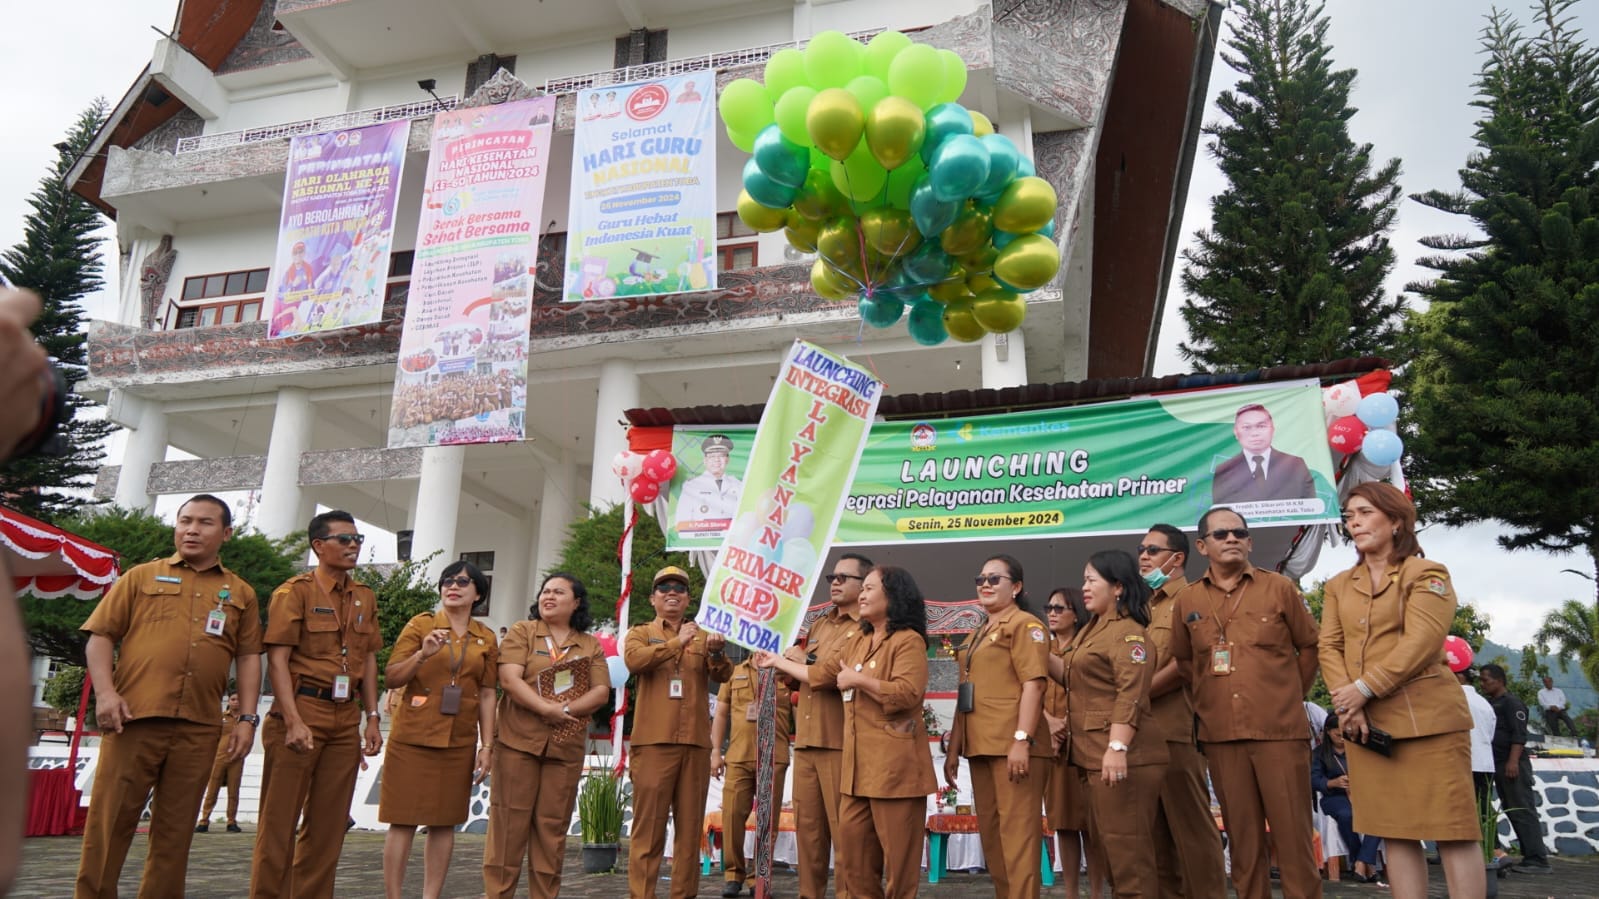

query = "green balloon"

[830,142,889,203]
[887,44,945,110]
[774,86,818,146]
[804,31,864,90]
[845,75,890,115]
[765,49,810,102]
[937,49,969,103]
[725,126,758,154]
[865,31,913,82]
[885,157,926,210]
[718,78,774,137]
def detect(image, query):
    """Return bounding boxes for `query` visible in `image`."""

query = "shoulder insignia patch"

[1426,577,1449,596]
[1029,627,1046,643]
[1130,643,1148,664]
[1515,710,1527,722]
[1123,634,1145,643]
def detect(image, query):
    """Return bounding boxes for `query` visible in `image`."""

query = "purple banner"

[266,120,410,339]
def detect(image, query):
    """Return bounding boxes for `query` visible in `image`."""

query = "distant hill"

[1479,640,1596,713]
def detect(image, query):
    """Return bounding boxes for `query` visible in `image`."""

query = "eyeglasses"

[1045,604,1070,613]
[655,582,689,595]
[973,574,1013,587]
[316,533,366,546]
[824,573,864,584]
[439,576,473,589]
[1135,544,1172,556]
[1204,528,1250,541]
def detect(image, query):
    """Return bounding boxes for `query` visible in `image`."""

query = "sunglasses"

[316,533,366,546]
[973,574,1012,587]
[655,582,689,595]
[1045,604,1070,613]
[1205,528,1250,541]
[1135,544,1172,556]
[439,576,473,589]
[824,573,864,584]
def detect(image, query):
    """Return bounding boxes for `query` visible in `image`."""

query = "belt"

[296,684,349,702]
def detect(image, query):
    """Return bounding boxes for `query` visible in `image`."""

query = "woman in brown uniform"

[1321,482,1481,899]
[483,572,612,898]
[380,561,499,899]
[758,565,938,898]
[1040,587,1103,899]
[944,553,1052,899]
[1058,550,1168,899]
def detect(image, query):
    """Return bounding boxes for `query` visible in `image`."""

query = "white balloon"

[1322,380,1361,423]
[611,450,644,480]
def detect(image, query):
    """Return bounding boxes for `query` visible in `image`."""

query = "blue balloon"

[906,299,948,346]
[902,241,952,284]
[859,294,906,328]
[1016,157,1036,178]
[1360,429,1404,466]
[606,655,629,690]
[910,176,960,237]
[743,158,798,209]
[921,102,976,166]
[753,124,810,189]
[1355,392,1399,429]
[975,134,1020,201]
[929,134,991,203]
[1038,218,1055,238]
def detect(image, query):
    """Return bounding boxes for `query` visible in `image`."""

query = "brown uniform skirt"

[1044,754,1089,832]
[378,740,475,826]
[1347,729,1478,841]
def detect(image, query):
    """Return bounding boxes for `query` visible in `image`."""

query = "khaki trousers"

[75,718,219,899]
[628,743,710,899]
[1152,740,1226,899]
[968,755,1044,899]
[792,747,850,899]
[199,749,244,824]
[720,760,789,884]
[1084,763,1166,898]
[482,744,582,899]
[249,699,363,899]
[1205,739,1321,899]
[837,793,925,899]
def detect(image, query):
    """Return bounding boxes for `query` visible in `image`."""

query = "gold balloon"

[960,246,998,275]
[966,272,1003,295]
[969,110,995,137]
[792,169,844,221]
[992,176,1058,234]
[815,217,861,268]
[785,216,821,253]
[993,234,1061,291]
[942,299,986,343]
[811,258,858,301]
[737,190,788,233]
[864,96,927,171]
[972,289,1026,333]
[927,276,972,305]
[859,208,921,258]
[939,205,993,257]
[806,88,866,162]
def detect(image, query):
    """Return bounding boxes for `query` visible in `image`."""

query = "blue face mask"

[1143,568,1170,590]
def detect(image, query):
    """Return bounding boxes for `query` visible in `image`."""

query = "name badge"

[204,609,227,637]
[332,674,351,700]
[553,670,574,695]
[745,702,759,722]
[669,678,684,699]
[1211,641,1234,676]
[842,689,855,703]
[155,575,183,584]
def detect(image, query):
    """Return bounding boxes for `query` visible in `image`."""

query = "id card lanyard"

[438,628,465,715]
[320,580,354,700]
[668,624,686,700]
[204,583,232,637]
[1208,580,1250,676]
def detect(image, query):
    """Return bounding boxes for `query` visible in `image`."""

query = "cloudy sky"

[2,0,1595,647]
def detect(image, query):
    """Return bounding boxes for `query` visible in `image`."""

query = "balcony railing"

[174,96,460,154]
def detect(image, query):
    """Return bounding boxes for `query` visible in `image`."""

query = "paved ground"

[15,828,1594,897]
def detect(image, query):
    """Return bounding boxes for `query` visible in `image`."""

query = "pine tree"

[0,100,115,519]
[1178,0,1405,371]
[1406,0,1599,595]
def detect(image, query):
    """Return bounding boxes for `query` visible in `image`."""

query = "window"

[716,212,758,271]
[459,551,495,617]
[614,29,667,67]
[171,267,269,329]
[384,250,415,305]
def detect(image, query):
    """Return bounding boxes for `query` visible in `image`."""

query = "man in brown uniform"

[624,566,733,899]
[1138,524,1227,899]
[786,552,868,899]
[250,510,384,899]
[710,655,796,897]
[195,692,245,832]
[75,494,263,898]
[1170,508,1321,899]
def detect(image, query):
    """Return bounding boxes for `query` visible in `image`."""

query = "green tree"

[1178,0,1404,370]
[1405,0,1599,592]
[355,556,442,689]
[0,100,115,519]
[554,504,700,627]
[1533,599,1599,697]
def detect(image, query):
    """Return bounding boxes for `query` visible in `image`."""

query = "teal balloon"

[975,134,1020,201]
[743,158,798,209]
[929,134,990,202]
[907,299,949,345]
[753,124,809,189]
[920,102,975,166]
[993,229,1017,249]
[1017,157,1036,178]
[1038,218,1055,238]
[902,241,951,283]
[910,176,960,237]
[859,294,905,328]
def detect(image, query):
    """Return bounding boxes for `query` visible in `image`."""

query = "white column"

[410,445,466,582]
[981,330,1029,389]
[535,455,579,583]
[589,358,639,510]
[254,388,314,538]
[492,509,536,630]
[113,397,167,513]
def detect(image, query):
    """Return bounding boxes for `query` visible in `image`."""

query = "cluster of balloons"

[720,30,1061,345]
[1322,380,1403,467]
[611,448,678,505]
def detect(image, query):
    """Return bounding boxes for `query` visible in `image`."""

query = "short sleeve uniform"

[954,605,1053,759]
[389,612,499,749]
[497,619,610,762]
[263,572,381,693]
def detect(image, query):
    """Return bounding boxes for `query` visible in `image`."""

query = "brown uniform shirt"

[1042,636,1070,721]
[1320,556,1472,738]
[1063,610,1168,770]
[1170,564,1319,743]
[718,659,796,764]
[794,608,858,750]
[81,555,262,726]
[497,619,609,760]
[813,627,938,799]
[389,612,499,750]
[954,605,1053,758]
[263,570,381,694]
[623,618,732,748]
[1147,575,1196,744]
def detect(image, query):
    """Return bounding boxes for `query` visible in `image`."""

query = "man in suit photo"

[1211,403,1316,504]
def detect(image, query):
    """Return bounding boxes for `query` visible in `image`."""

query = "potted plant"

[578,765,628,874]
[1478,786,1503,898]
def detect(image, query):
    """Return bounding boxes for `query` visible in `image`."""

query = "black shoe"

[194,823,208,833]
[1513,859,1553,874]
[722,882,742,897]
[226,823,242,833]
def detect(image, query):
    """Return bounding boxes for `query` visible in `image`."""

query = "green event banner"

[833,380,1340,544]
[698,341,882,654]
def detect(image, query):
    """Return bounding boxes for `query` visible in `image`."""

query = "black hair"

[1197,506,1249,538]
[308,509,356,541]
[984,553,1039,621]
[439,560,491,606]
[1315,711,1345,776]
[863,565,930,647]
[1087,549,1152,627]
[838,552,875,576]
[1480,663,1507,683]
[531,571,593,632]
[1046,586,1090,635]
[1146,523,1188,559]
[179,494,232,529]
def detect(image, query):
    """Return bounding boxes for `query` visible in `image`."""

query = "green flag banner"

[699,341,882,654]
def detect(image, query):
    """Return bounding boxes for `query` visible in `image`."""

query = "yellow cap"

[652,565,691,588]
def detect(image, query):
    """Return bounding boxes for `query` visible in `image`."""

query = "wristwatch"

[1108,739,1129,752]
[1013,729,1033,744]
[563,703,572,716]
[366,711,381,721]
[238,713,260,726]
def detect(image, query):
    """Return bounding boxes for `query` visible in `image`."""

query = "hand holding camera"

[0,275,55,462]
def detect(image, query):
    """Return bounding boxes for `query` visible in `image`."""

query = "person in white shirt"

[1459,669,1498,803]
[1537,676,1578,737]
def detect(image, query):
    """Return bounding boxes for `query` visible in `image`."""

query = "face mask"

[1143,568,1170,590]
